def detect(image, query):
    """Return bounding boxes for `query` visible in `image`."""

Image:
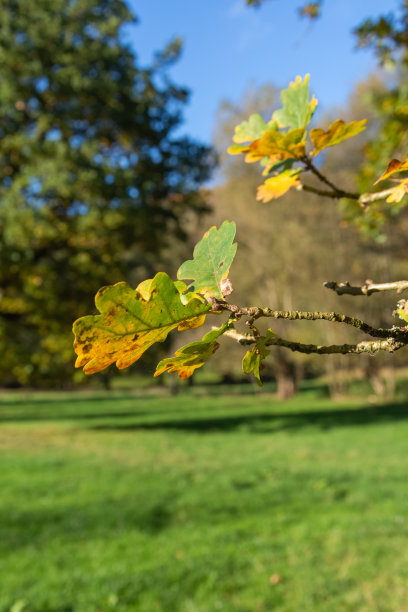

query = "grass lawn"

[1,383,408,611]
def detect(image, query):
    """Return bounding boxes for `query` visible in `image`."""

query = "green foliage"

[272,74,318,132]
[232,113,275,143]
[0,0,213,386]
[154,321,233,379]
[242,330,275,385]
[177,220,237,300]
[73,273,210,375]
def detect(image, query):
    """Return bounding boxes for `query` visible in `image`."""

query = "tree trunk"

[275,350,297,399]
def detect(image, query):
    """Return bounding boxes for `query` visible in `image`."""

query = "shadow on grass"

[1,494,176,552]
[88,401,408,435]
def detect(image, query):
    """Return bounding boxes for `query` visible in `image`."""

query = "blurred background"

[2,1,408,610]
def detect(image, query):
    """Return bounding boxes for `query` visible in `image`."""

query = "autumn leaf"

[299,2,321,19]
[227,143,250,155]
[385,179,408,203]
[246,128,306,163]
[272,74,318,131]
[154,321,233,380]
[177,221,237,300]
[73,272,211,375]
[257,169,301,202]
[232,114,277,144]
[242,330,275,386]
[261,158,295,176]
[310,119,367,156]
[374,157,408,184]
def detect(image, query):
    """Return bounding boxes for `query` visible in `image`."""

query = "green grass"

[1,385,408,611]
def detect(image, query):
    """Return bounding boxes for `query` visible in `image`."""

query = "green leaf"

[232,114,277,144]
[154,321,233,379]
[310,119,367,156]
[260,158,295,176]
[73,272,211,375]
[272,74,318,131]
[242,330,275,386]
[177,221,237,300]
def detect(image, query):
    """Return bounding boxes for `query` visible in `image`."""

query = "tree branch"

[301,155,360,200]
[214,301,408,342]
[358,188,397,206]
[300,156,395,207]
[223,328,406,355]
[300,183,342,199]
[324,280,408,296]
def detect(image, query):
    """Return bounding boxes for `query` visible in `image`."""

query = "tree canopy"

[0,0,213,385]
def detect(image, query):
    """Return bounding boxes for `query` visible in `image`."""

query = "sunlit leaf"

[374,157,408,184]
[73,273,210,375]
[257,169,301,202]
[232,114,277,144]
[272,74,318,131]
[396,299,408,323]
[227,143,251,155]
[242,329,275,386]
[310,119,367,156]
[154,321,233,380]
[177,221,237,300]
[385,179,408,203]
[246,128,306,163]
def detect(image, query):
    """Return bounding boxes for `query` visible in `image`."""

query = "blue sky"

[127,1,400,145]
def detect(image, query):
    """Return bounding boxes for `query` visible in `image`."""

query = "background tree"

[0,0,213,386]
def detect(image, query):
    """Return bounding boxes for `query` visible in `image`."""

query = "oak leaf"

[246,128,306,163]
[257,169,301,202]
[73,273,210,374]
[272,74,318,131]
[374,157,408,184]
[310,119,367,156]
[385,179,408,203]
[177,221,237,300]
[242,330,275,386]
[232,114,277,144]
[154,321,232,380]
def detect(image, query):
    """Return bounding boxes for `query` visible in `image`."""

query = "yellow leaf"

[310,119,367,156]
[385,179,408,203]
[374,157,408,184]
[256,170,301,203]
[246,128,306,163]
[227,143,250,155]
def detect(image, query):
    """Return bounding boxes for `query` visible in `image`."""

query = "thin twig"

[215,301,408,342]
[223,328,406,355]
[301,155,359,199]
[358,188,396,206]
[324,280,408,297]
